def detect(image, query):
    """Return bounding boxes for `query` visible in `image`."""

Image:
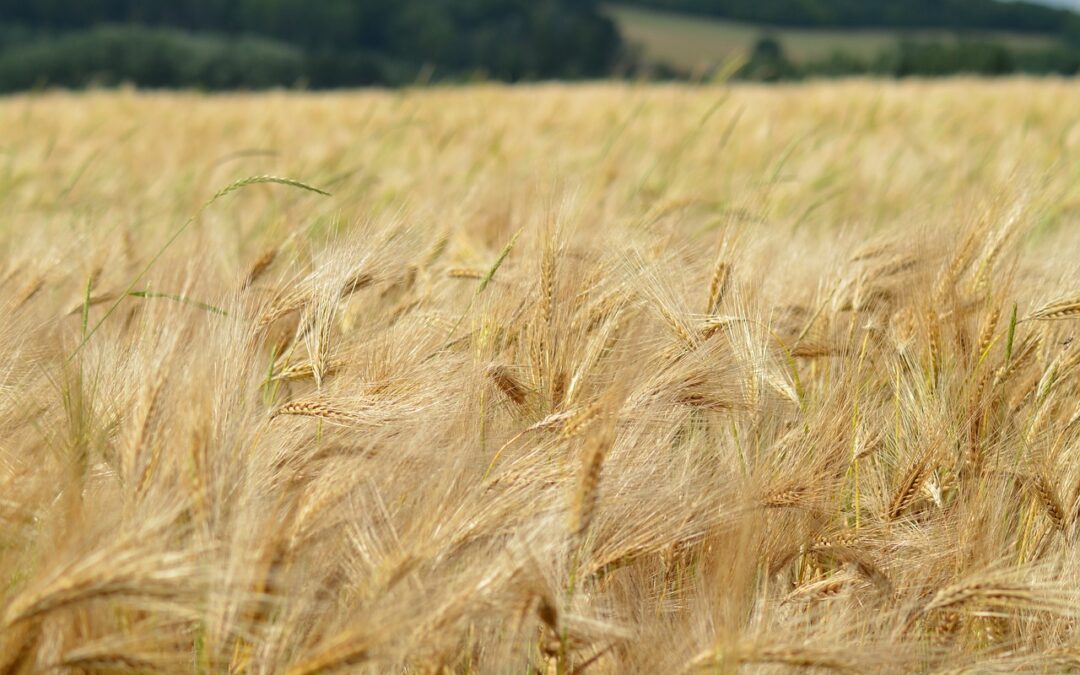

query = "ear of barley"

[869,254,918,281]
[926,309,941,383]
[287,631,371,675]
[888,458,929,520]
[784,576,848,604]
[745,644,859,674]
[706,260,731,314]
[1069,406,1080,430]
[577,290,623,334]
[923,578,1069,616]
[339,270,374,298]
[700,314,742,339]
[685,642,858,674]
[14,277,44,310]
[3,546,201,627]
[477,228,522,294]
[760,485,808,509]
[850,240,895,263]
[257,287,309,328]
[540,240,556,325]
[995,333,1041,387]
[273,358,342,383]
[1025,295,1080,322]
[67,291,118,317]
[58,653,162,671]
[55,629,184,673]
[210,175,330,203]
[570,429,613,539]
[487,364,529,406]
[659,305,695,350]
[447,267,484,280]
[937,225,983,298]
[271,398,367,426]
[1030,474,1067,532]
[976,305,1001,363]
[560,401,602,440]
[242,247,278,289]
[424,232,450,268]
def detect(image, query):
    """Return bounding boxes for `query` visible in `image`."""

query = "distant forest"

[1,0,1080,90]
[0,0,622,90]
[620,0,1080,33]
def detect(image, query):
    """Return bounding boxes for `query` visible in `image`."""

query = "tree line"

[621,0,1080,34]
[1,0,1080,91]
[0,0,622,91]
[738,36,1080,82]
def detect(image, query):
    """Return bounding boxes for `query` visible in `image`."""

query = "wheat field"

[1,80,1080,673]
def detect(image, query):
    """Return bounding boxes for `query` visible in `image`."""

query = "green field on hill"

[605,3,1060,71]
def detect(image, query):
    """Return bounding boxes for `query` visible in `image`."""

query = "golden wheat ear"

[1025,295,1080,322]
[569,426,614,542]
[241,247,279,290]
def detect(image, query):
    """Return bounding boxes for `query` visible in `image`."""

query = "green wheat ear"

[208,175,331,204]
[69,175,330,360]
[442,228,523,347]
[477,228,522,294]
[128,290,229,316]
[1005,303,1018,363]
[80,276,92,339]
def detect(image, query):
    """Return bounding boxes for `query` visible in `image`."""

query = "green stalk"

[69,175,329,360]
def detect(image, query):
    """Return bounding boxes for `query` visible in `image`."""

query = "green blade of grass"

[128,290,229,316]
[81,276,92,339]
[477,228,522,294]
[1006,303,1018,363]
[443,228,522,347]
[69,175,329,360]
[209,175,331,202]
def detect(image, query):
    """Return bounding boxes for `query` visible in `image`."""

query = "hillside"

[607,3,1059,72]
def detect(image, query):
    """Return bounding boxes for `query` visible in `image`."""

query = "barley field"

[2,80,1080,673]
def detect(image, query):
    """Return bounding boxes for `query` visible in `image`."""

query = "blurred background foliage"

[0,0,622,90]
[1,0,1080,89]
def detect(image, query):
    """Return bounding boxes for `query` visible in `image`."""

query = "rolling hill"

[606,3,1062,73]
